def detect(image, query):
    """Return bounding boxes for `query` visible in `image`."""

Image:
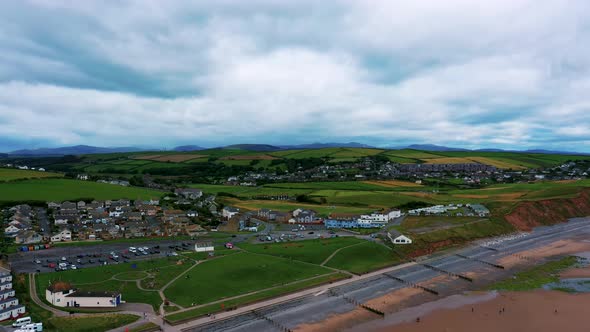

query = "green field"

[35,257,187,310]
[239,237,364,264]
[165,272,349,323]
[324,241,399,274]
[0,179,163,202]
[0,168,63,181]
[164,252,332,307]
[46,314,139,332]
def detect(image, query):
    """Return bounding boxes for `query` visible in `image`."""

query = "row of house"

[3,194,209,245]
[0,272,26,322]
[408,204,490,217]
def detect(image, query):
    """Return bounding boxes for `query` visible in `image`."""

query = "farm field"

[0,179,163,202]
[0,168,62,181]
[163,252,332,306]
[134,154,207,162]
[362,180,423,188]
[324,241,399,274]
[223,198,373,216]
[239,237,365,264]
[10,148,590,179]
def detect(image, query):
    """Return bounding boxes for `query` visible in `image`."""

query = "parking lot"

[8,239,201,273]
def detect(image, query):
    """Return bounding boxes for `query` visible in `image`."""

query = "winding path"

[320,242,365,266]
[29,273,67,317]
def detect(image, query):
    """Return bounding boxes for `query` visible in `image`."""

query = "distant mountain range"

[280,142,376,149]
[8,145,147,156]
[4,143,589,156]
[172,145,207,152]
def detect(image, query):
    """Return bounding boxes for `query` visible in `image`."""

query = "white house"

[0,289,15,300]
[54,217,69,225]
[4,225,20,235]
[0,282,12,291]
[222,206,240,219]
[194,242,214,252]
[0,297,18,310]
[0,305,25,322]
[51,229,72,242]
[46,282,121,308]
[388,232,412,245]
[0,274,11,284]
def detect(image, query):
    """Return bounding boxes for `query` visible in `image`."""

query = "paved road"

[181,217,590,332]
[35,208,51,238]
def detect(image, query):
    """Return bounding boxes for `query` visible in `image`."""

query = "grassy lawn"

[239,237,365,264]
[0,168,63,181]
[324,241,400,274]
[165,272,349,323]
[0,178,163,202]
[36,257,182,285]
[163,252,332,307]
[36,257,186,311]
[130,322,160,332]
[488,256,578,291]
[115,271,149,280]
[46,314,139,332]
[140,262,194,290]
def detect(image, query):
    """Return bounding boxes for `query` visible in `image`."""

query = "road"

[180,217,590,332]
[35,208,51,238]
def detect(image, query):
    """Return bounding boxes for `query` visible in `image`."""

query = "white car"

[70,265,77,270]
[61,257,67,261]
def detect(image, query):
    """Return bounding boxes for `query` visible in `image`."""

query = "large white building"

[195,242,214,252]
[46,282,121,308]
[358,210,402,227]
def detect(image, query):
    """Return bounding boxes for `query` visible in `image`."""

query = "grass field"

[164,252,332,306]
[165,272,349,323]
[46,314,139,332]
[324,241,399,274]
[0,179,163,202]
[35,257,187,310]
[239,237,365,264]
[0,168,63,181]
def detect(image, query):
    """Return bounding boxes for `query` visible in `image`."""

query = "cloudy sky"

[1,0,590,152]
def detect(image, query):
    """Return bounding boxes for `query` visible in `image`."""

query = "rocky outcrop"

[505,189,590,231]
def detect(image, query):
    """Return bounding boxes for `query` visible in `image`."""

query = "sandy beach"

[366,290,590,332]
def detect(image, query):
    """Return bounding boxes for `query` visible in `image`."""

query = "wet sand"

[364,290,590,332]
[295,287,424,332]
[560,264,590,278]
[498,239,590,268]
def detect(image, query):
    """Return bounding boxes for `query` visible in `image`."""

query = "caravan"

[12,316,31,328]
